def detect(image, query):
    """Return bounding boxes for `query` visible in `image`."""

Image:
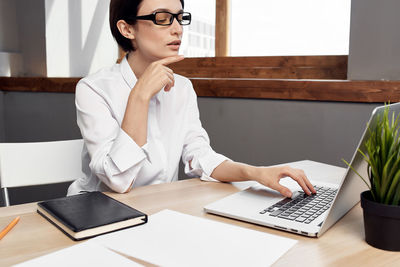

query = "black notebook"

[37,191,147,241]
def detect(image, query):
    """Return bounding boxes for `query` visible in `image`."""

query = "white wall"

[0,52,22,76]
[45,0,117,77]
[0,0,117,77]
[0,0,23,76]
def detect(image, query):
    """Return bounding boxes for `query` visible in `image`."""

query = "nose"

[170,17,183,36]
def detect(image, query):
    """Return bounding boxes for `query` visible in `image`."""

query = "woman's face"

[132,0,183,62]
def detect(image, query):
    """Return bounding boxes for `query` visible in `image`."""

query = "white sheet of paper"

[15,241,142,267]
[93,209,297,267]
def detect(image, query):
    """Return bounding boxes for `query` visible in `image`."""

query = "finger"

[163,76,174,92]
[164,72,174,89]
[270,183,292,198]
[290,170,311,195]
[293,169,316,194]
[164,69,174,81]
[282,167,313,195]
[164,84,172,92]
[299,170,316,194]
[158,55,185,66]
[164,66,174,75]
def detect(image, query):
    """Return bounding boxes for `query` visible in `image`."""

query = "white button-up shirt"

[67,57,228,195]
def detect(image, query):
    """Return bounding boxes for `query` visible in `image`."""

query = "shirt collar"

[119,54,164,102]
[120,54,137,89]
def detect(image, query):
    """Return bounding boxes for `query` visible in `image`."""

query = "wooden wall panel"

[0,77,80,93]
[170,56,348,79]
[190,78,400,103]
[2,77,400,103]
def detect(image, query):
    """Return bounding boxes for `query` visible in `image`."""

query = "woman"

[68,0,316,197]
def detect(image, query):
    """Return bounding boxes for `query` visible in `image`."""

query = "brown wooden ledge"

[190,78,400,103]
[1,77,400,103]
[0,77,80,93]
[170,56,348,80]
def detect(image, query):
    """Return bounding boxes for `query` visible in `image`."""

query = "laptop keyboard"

[259,186,338,224]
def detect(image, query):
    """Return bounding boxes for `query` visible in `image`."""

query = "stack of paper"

[17,209,297,267]
[15,242,142,267]
[93,209,297,267]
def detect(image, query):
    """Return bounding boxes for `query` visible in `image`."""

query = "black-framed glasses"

[133,11,191,26]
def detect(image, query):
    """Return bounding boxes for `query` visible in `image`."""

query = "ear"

[116,20,135,40]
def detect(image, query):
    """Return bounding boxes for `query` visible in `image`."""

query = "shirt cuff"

[108,129,148,172]
[185,151,230,182]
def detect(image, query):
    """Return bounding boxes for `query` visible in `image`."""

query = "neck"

[127,51,153,79]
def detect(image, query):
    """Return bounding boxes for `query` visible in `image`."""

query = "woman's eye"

[157,19,169,24]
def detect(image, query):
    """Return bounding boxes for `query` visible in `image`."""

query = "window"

[181,0,216,57]
[231,0,351,56]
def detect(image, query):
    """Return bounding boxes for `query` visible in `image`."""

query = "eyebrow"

[152,8,184,13]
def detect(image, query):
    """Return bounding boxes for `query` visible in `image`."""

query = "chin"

[153,52,179,60]
[166,50,180,56]
[148,47,180,61]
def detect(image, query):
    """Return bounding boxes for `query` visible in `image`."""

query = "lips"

[167,40,181,46]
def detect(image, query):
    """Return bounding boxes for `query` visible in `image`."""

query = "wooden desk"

[1,179,399,266]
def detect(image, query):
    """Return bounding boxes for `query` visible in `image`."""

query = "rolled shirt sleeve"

[76,79,148,193]
[108,129,149,173]
[181,82,230,182]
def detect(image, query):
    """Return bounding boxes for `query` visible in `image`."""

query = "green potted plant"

[344,105,400,251]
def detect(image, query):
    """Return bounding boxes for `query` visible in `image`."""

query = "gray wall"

[0,0,19,52]
[348,0,400,80]
[0,92,5,142]
[199,98,379,167]
[0,91,380,206]
[16,0,47,76]
[3,92,80,142]
[0,0,46,76]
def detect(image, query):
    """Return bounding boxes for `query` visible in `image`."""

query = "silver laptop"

[205,103,400,237]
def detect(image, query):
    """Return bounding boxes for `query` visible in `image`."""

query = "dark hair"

[110,0,185,52]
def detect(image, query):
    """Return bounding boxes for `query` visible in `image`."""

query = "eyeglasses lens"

[155,12,191,25]
[179,13,191,25]
[155,13,172,25]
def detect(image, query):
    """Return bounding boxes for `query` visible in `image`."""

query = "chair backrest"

[0,139,85,189]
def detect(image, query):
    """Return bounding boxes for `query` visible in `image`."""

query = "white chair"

[0,139,85,206]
